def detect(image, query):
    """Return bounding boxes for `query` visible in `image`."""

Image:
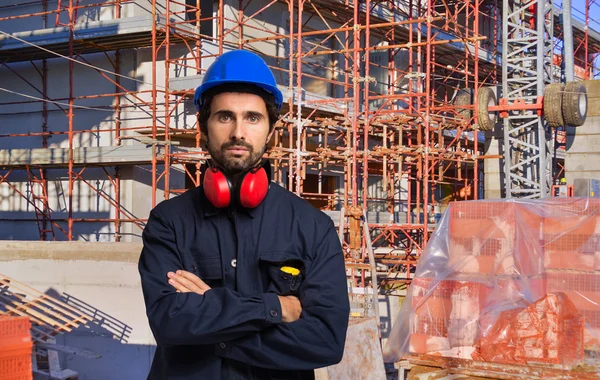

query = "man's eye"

[248,115,259,122]
[218,115,231,122]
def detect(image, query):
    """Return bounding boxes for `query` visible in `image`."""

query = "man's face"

[205,92,273,173]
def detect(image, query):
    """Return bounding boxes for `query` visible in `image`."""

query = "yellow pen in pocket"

[280,266,300,276]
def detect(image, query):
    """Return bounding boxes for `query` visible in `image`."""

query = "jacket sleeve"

[214,221,350,370]
[138,210,283,346]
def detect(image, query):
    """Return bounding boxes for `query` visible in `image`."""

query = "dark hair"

[197,83,280,135]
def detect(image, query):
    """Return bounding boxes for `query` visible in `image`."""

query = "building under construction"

[1,0,600,379]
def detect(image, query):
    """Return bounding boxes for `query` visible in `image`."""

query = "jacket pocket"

[259,252,307,296]
[193,256,223,287]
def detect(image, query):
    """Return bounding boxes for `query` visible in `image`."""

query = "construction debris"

[0,275,93,344]
[0,274,94,378]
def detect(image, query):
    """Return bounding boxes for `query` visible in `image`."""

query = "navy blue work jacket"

[138,183,350,379]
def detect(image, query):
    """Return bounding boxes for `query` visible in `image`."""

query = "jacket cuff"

[262,292,282,324]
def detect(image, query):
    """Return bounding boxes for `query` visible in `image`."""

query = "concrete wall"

[0,241,154,380]
[566,80,600,185]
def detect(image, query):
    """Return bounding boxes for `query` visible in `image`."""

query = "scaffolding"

[0,0,598,296]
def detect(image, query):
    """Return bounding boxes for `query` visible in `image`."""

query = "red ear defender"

[203,167,232,208]
[238,166,269,208]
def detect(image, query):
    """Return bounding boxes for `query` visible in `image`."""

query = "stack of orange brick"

[0,316,33,380]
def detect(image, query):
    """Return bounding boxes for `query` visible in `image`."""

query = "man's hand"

[167,270,211,295]
[278,295,302,323]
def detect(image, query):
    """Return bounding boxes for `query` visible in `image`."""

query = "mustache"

[221,140,253,150]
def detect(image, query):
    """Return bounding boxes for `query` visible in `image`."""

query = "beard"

[208,139,266,174]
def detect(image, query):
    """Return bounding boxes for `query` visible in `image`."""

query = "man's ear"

[201,129,209,149]
[200,127,209,149]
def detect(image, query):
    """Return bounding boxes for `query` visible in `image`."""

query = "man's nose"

[229,119,246,140]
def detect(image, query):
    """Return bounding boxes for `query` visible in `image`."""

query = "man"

[138,50,350,379]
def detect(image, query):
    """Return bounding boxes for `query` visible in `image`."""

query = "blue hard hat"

[194,50,283,111]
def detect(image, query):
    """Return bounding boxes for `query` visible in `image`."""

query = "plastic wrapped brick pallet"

[383,197,600,369]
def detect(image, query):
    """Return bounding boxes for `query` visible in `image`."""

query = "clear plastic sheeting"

[383,198,600,368]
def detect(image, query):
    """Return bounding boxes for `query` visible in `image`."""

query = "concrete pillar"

[483,124,504,199]
[566,80,600,185]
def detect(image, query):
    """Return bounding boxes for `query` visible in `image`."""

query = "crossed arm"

[167,270,302,323]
